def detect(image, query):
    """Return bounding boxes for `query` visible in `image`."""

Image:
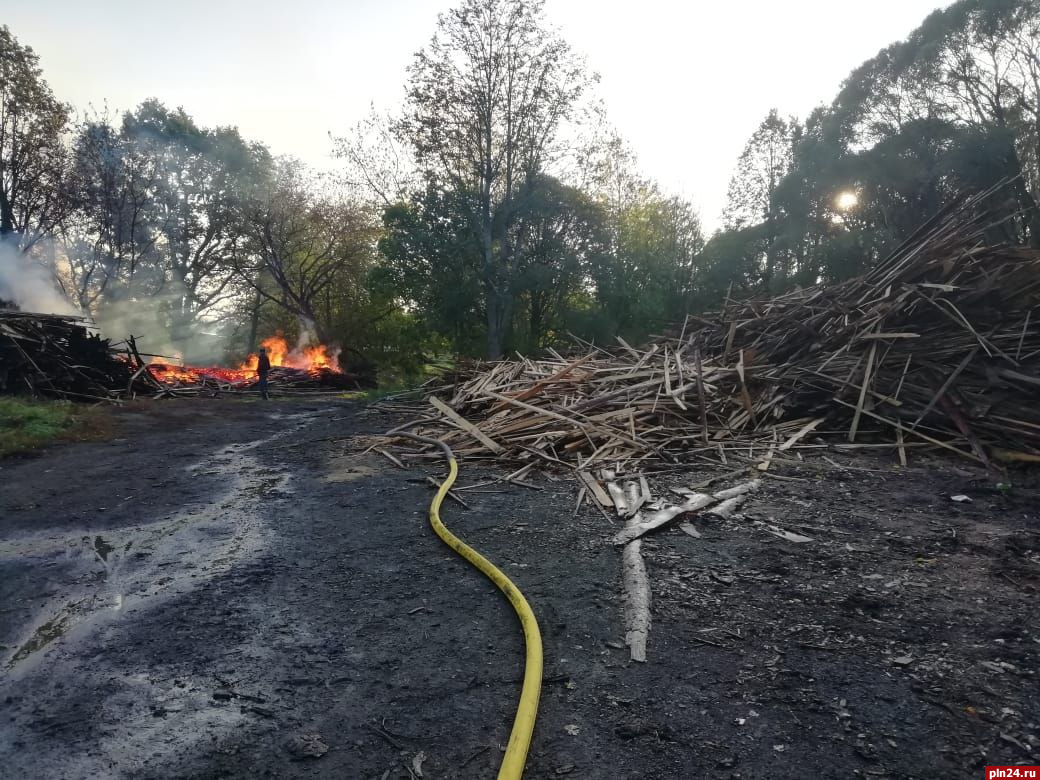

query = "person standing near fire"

[257,346,271,400]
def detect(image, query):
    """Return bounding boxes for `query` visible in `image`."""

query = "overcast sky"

[6,0,947,230]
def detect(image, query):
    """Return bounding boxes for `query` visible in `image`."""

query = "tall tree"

[577,131,705,339]
[399,0,590,358]
[378,183,486,354]
[837,0,1040,242]
[0,25,72,251]
[63,115,163,310]
[120,100,271,355]
[512,174,606,349]
[240,158,376,344]
[723,109,799,291]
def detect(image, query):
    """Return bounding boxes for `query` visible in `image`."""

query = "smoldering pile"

[140,361,372,398]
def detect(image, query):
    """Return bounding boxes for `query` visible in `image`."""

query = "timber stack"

[0,309,138,401]
[389,185,1040,472]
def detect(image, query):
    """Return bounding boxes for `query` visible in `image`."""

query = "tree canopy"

[2,0,1038,378]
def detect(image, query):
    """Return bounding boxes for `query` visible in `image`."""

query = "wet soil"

[1,398,1038,778]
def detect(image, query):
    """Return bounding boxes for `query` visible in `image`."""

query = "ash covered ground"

[1,398,1038,778]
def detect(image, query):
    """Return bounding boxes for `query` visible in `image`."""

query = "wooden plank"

[429,396,504,454]
[779,418,824,451]
[848,341,877,443]
[578,470,612,507]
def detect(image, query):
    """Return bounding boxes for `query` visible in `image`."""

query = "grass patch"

[0,397,110,456]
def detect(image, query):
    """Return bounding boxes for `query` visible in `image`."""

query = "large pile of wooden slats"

[393,187,1040,471]
[0,309,138,401]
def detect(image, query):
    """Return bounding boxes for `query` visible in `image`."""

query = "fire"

[148,333,341,386]
[237,335,340,373]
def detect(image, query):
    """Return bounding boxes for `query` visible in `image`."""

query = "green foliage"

[0,24,71,249]
[705,0,1040,303]
[377,186,485,354]
[379,165,706,355]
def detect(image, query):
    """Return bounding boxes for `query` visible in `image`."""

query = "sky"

[5,0,949,230]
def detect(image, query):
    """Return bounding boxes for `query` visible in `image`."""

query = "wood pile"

[143,363,369,398]
[1,308,372,401]
[0,309,136,401]
[388,184,1040,472]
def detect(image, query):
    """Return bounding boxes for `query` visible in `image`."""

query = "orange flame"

[237,335,340,372]
[148,333,340,386]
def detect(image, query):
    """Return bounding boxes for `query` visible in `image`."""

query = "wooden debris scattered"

[385,182,1039,471]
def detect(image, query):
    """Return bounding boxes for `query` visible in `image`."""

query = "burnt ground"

[1,397,1038,779]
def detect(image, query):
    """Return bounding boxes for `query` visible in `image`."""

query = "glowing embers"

[148,334,341,387]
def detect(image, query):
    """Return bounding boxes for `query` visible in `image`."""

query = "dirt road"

[1,399,1038,778]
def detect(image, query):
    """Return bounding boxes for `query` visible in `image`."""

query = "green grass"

[0,397,107,456]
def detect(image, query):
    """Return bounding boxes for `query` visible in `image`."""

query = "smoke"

[92,291,231,365]
[297,316,341,363]
[0,239,81,315]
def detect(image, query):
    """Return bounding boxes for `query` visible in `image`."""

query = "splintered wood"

[608,473,759,662]
[396,182,1040,470]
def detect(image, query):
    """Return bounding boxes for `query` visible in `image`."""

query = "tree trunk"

[0,189,15,237]
[247,289,262,352]
[529,292,544,352]
[298,303,330,345]
[486,287,505,360]
[482,222,503,360]
[1001,139,1040,247]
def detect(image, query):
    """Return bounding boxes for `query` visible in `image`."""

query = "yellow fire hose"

[390,425,543,779]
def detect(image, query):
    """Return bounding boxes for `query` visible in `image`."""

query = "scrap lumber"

[620,521,650,663]
[429,396,504,453]
[391,181,1040,471]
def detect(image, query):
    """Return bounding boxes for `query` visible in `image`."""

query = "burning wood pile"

[388,186,1040,472]
[0,309,136,401]
[0,311,370,401]
[143,335,372,398]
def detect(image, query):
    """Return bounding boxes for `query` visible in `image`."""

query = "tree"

[512,174,606,349]
[240,158,377,344]
[723,109,799,291]
[399,0,590,358]
[579,132,705,338]
[0,25,72,252]
[836,0,1040,242]
[120,100,272,356]
[378,184,486,354]
[589,187,705,339]
[62,115,162,310]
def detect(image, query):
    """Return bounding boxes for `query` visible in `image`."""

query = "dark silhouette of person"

[257,346,271,400]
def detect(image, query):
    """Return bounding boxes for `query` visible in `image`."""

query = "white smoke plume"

[0,239,81,315]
